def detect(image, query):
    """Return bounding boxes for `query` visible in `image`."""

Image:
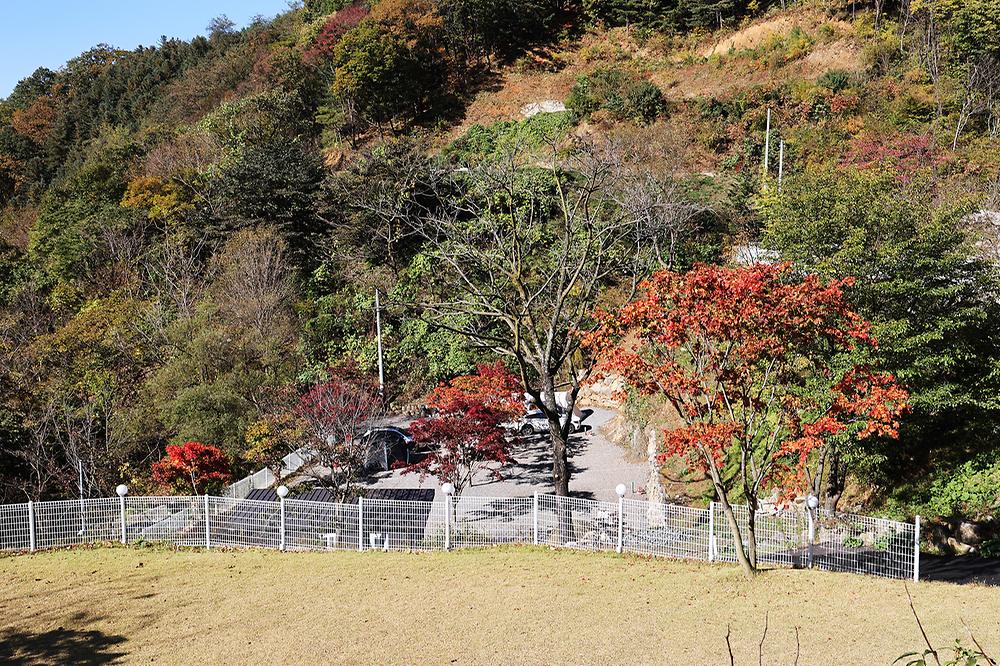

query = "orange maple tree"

[583,263,909,575]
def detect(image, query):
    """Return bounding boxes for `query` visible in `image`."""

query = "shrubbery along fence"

[0,490,919,581]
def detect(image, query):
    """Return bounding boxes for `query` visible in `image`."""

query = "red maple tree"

[296,370,384,501]
[584,263,909,576]
[404,362,524,494]
[152,442,232,495]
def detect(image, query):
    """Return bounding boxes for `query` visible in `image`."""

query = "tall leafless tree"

[953,55,1000,149]
[374,138,688,496]
[212,226,297,345]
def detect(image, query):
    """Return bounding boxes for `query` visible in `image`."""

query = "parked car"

[360,426,414,471]
[506,410,550,437]
[505,408,594,437]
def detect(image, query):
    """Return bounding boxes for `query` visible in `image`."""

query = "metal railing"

[0,491,920,581]
[223,448,310,499]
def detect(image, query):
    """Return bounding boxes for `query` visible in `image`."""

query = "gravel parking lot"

[363,408,648,502]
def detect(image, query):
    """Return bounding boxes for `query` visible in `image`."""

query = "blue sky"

[1,0,292,98]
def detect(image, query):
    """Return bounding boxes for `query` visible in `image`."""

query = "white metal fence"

[223,449,310,500]
[0,493,920,581]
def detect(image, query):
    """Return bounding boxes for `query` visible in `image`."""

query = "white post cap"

[442,483,455,496]
[276,485,289,498]
[115,484,129,497]
[615,483,627,498]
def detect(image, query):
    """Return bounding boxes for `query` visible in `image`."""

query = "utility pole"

[375,289,385,398]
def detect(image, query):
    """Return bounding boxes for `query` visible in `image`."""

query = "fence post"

[807,509,815,569]
[203,494,211,549]
[708,501,715,562]
[533,492,539,546]
[615,484,626,554]
[913,515,921,583]
[443,483,454,551]
[277,485,288,551]
[27,500,36,552]
[357,497,364,552]
[116,485,128,545]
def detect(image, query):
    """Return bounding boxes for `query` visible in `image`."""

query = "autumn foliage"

[303,4,370,65]
[10,95,57,145]
[152,441,232,495]
[842,132,945,182]
[405,362,524,494]
[584,263,909,572]
[295,370,384,500]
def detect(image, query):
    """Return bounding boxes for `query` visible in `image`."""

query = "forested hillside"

[1,0,999,543]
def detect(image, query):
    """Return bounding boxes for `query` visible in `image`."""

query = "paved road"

[363,408,647,502]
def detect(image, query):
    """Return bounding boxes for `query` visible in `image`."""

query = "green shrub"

[979,539,1000,558]
[566,68,629,117]
[818,69,851,93]
[624,80,667,123]
[843,535,864,549]
[445,111,574,159]
[566,68,667,124]
[926,452,1000,520]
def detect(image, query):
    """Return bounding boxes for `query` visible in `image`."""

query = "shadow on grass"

[0,620,127,665]
[920,553,1000,586]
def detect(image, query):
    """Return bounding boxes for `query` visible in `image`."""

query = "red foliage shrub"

[404,362,524,493]
[584,263,909,501]
[830,92,860,115]
[152,442,232,495]
[842,132,945,182]
[295,368,384,500]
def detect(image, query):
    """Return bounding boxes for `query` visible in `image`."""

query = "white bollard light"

[615,484,626,553]
[442,483,454,551]
[277,485,289,551]
[116,485,128,545]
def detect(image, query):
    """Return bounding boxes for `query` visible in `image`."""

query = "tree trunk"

[707,466,756,578]
[716,490,756,578]
[550,425,570,496]
[545,414,573,543]
[538,380,574,543]
[539,377,571,497]
[823,447,847,512]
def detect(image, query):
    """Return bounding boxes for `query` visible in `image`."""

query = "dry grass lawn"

[1,546,998,665]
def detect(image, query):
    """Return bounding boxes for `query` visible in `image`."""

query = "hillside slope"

[0,0,998,544]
